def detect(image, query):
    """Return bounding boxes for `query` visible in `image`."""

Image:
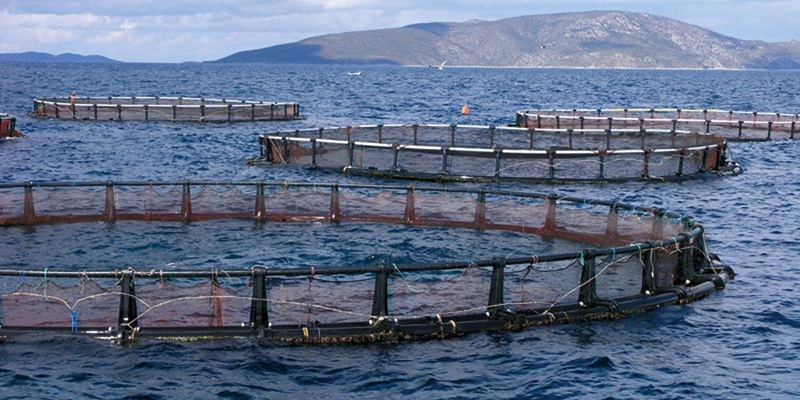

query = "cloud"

[0,0,797,62]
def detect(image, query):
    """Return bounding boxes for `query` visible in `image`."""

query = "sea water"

[0,62,798,399]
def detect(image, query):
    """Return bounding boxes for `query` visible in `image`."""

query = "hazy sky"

[1,0,798,63]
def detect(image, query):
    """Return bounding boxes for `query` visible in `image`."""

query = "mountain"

[214,11,800,69]
[0,52,120,63]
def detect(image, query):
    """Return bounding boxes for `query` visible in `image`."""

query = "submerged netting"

[32,96,300,122]
[0,181,734,343]
[254,124,737,183]
[516,108,799,141]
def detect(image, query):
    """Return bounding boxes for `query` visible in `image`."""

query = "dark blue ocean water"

[1,62,799,399]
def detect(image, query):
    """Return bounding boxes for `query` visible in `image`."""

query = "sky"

[0,0,798,63]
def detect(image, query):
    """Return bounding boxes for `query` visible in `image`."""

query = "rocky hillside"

[215,11,800,69]
[0,52,119,63]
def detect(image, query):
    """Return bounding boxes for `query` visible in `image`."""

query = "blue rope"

[71,310,78,333]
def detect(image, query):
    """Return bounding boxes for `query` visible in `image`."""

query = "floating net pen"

[253,124,740,183]
[32,96,301,122]
[516,108,799,142]
[0,181,734,343]
[1,113,22,138]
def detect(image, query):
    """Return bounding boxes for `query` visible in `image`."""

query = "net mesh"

[259,124,732,182]
[517,108,799,141]
[0,181,728,342]
[33,97,300,122]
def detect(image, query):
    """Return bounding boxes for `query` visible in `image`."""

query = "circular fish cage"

[253,124,740,183]
[515,107,800,142]
[0,113,23,139]
[0,180,734,343]
[32,96,301,122]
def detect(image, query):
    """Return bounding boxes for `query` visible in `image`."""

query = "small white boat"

[428,61,447,70]
[347,71,363,76]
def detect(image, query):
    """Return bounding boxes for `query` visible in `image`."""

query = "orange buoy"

[461,103,470,115]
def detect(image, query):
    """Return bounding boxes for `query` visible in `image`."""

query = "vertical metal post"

[347,141,355,169]
[441,148,448,175]
[578,253,597,307]
[181,181,192,222]
[494,150,501,178]
[489,125,495,147]
[282,137,290,163]
[547,150,555,179]
[474,190,486,229]
[449,124,456,147]
[249,267,269,338]
[543,195,557,234]
[255,181,266,222]
[641,249,657,294]
[377,124,383,143]
[677,148,687,178]
[767,121,773,140]
[529,128,535,149]
[259,136,266,159]
[604,204,618,242]
[488,257,506,311]
[144,104,149,121]
[678,236,696,283]
[117,272,139,343]
[700,148,709,173]
[568,128,573,149]
[311,138,317,166]
[371,265,389,319]
[104,183,116,222]
[412,124,418,145]
[23,184,36,223]
[403,186,416,224]
[598,150,607,179]
[329,184,340,223]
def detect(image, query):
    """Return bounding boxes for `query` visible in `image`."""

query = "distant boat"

[347,71,363,76]
[428,61,447,70]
